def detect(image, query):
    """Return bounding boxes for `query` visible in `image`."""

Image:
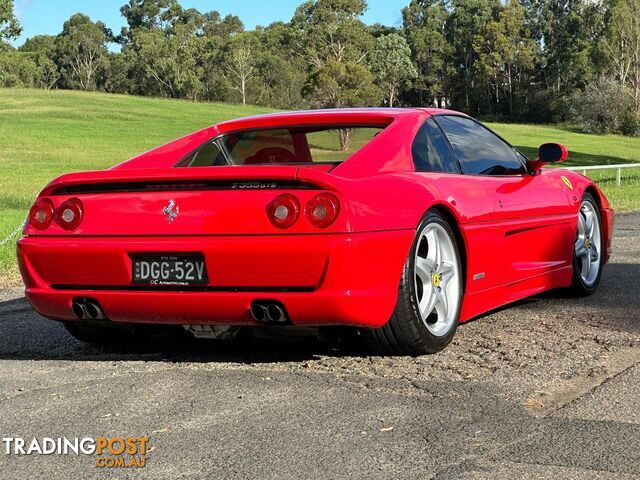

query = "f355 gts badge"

[162,199,179,223]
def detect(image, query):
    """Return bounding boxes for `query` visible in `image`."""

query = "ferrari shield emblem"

[561,176,573,190]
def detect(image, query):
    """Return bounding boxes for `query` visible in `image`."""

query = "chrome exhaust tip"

[250,301,289,324]
[84,302,104,320]
[71,298,106,321]
[250,303,267,322]
[71,302,87,320]
[266,304,286,323]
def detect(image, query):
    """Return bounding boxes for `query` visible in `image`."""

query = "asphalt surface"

[0,213,638,479]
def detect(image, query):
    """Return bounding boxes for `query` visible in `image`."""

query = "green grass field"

[1,88,639,282]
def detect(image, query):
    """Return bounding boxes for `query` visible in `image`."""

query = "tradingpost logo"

[2,436,149,468]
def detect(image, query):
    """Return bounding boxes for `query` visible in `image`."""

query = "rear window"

[180,125,384,167]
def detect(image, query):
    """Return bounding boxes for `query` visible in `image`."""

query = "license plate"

[132,254,207,286]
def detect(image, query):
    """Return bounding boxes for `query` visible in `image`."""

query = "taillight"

[305,193,340,228]
[54,198,84,230]
[28,198,55,230]
[266,194,300,228]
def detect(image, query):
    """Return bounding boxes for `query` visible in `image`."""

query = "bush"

[620,110,640,137]
[571,77,637,135]
[524,90,555,123]
[0,51,40,88]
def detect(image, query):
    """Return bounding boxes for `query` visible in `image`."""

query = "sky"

[11,0,407,48]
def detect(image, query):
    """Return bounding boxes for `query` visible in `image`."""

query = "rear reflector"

[28,198,54,230]
[306,193,340,228]
[266,194,300,228]
[54,198,84,230]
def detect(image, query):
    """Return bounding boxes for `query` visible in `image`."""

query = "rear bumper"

[17,231,413,328]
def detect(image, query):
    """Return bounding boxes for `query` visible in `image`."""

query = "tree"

[304,60,381,148]
[474,0,537,119]
[121,3,205,100]
[20,35,59,90]
[370,33,417,106]
[202,11,243,38]
[292,0,378,115]
[529,0,603,95]
[0,50,39,87]
[119,0,182,41]
[602,0,640,112]
[37,55,59,90]
[0,0,21,42]
[4,0,638,136]
[55,14,109,90]
[129,27,203,99]
[253,22,306,108]
[197,12,243,102]
[401,0,451,107]
[102,52,131,94]
[445,0,500,114]
[224,33,258,105]
[291,0,373,68]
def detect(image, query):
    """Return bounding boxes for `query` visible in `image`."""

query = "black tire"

[364,210,464,355]
[568,192,603,297]
[62,320,149,346]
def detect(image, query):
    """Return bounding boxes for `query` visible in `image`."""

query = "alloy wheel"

[574,200,601,287]
[414,223,462,337]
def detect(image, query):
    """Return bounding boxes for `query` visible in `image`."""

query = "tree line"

[1,0,639,135]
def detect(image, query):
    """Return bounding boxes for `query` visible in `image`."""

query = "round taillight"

[305,193,340,228]
[28,198,55,230]
[54,198,84,230]
[266,194,300,228]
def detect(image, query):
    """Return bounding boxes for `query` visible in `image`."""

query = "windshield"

[180,125,384,167]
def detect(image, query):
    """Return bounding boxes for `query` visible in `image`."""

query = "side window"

[434,115,526,175]
[183,141,225,167]
[412,118,459,173]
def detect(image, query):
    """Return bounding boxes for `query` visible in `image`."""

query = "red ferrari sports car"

[17,108,614,354]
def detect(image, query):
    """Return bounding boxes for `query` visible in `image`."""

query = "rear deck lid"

[27,166,348,236]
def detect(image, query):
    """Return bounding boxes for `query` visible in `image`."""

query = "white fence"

[564,163,640,187]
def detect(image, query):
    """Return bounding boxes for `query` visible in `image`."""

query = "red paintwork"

[17,108,614,329]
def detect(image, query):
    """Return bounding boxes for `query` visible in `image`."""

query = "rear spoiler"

[40,165,346,196]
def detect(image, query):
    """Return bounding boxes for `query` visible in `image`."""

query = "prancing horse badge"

[162,199,179,222]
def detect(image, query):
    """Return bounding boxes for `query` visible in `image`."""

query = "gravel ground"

[0,213,638,478]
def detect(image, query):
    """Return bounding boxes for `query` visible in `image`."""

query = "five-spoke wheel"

[414,222,462,337]
[574,198,601,287]
[570,192,603,296]
[364,210,463,355]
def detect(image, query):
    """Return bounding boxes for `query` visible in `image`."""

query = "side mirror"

[528,142,568,172]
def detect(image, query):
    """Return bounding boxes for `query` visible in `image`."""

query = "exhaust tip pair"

[71,299,106,320]
[250,301,288,324]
